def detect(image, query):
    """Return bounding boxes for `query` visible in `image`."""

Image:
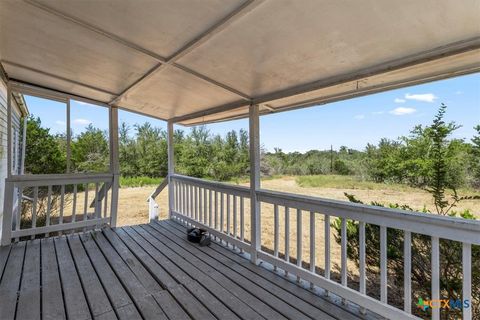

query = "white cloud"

[404,93,438,103]
[73,118,92,125]
[55,120,66,126]
[394,98,406,103]
[389,107,416,116]
[372,111,384,115]
[455,90,463,95]
[354,114,365,120]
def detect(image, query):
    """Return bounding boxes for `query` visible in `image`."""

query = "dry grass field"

[113,176,479,298]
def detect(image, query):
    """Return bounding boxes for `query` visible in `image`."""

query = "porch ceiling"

[1,0,479,126]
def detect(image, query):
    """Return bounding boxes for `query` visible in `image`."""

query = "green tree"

[71,124,109,173]
[24,115,66,174]
[179,126,212,178]
[471,125,480,187]
[134,123,167,177]
[119,122,139,177]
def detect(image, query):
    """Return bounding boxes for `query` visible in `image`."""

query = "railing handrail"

[7,173,114,187]
[149,176,169,200]
[171,174,250,197]
[257,188,480,245]
[90,181,112,208]
[7,173,113,182]
[170,175,480,244]
[2,172,116,245]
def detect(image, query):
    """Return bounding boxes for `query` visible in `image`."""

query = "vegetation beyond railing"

[1,173,114,244]
[170,174,479,320]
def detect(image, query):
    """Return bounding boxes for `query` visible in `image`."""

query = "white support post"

[66,99,71,173]
[167,121,175,219]
[431,236,440,320]
[463,243,472,320]
[148,197,159,221]
[1,181,14,246]
[6,85,12,178]
[249,104,260,264]
[1,87,13,245]
[109,106,120,227]
[20,116,27,175]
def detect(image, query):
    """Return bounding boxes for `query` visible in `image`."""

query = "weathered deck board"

[0,245,11,278]
[0,242,25,320]
[149,222,337,320]
[16,240,41,320]
[42,238,66,320]
[162,219,361,320]
[102,228,163,294]
[79,233,141,320]
[113,228,215,320]
[140,224,289,320]
[67,235,116,319]
[121,224,226,320]
[134,225,263,320]
[0,220,367,320]
[126,226,241,320]
[152,290,191,320]
[114,227,179,289]
[55,236,92,320]
[91,232,167,320]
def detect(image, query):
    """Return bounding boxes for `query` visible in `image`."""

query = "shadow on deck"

[0,220,372,320]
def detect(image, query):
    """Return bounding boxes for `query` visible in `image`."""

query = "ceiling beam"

[172,38,480,124]
[253,38,480,107]
[0,62,9,84]
[9,79,108,106]
[2,60,118,97]
[24,0,256,105]
[8,78,169,122]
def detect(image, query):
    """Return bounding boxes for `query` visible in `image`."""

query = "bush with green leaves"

[332,105,480,318]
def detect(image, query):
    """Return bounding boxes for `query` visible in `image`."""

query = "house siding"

[0,79,23,228]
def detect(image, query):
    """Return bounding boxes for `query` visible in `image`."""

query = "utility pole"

[330,145,333,173]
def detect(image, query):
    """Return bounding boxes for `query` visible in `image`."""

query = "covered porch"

[1,1,480,319]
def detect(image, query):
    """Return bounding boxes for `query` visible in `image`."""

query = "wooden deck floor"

[0,220,368,320]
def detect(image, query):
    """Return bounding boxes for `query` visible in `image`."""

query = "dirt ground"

[117,176,480,226]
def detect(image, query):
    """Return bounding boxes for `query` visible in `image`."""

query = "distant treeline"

[24,105,480,189]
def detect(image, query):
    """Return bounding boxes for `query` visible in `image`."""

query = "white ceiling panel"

[34,0,246,59]
[0,0,158,96]
[178,0,480,97]
[117,66,242,120]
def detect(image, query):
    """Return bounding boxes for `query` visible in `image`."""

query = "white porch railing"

[171,174,251,252]
[170,174,479,320]
[1,173,114,244]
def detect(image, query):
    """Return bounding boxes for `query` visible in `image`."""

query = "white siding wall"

[0,79,23,230]
[0,80,8,224]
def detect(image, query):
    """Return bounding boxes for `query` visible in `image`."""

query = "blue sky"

[25,73,480,152]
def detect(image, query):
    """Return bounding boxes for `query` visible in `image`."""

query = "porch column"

[109,106,120,227]
[249,104,260,264]
[167,120,174,219]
